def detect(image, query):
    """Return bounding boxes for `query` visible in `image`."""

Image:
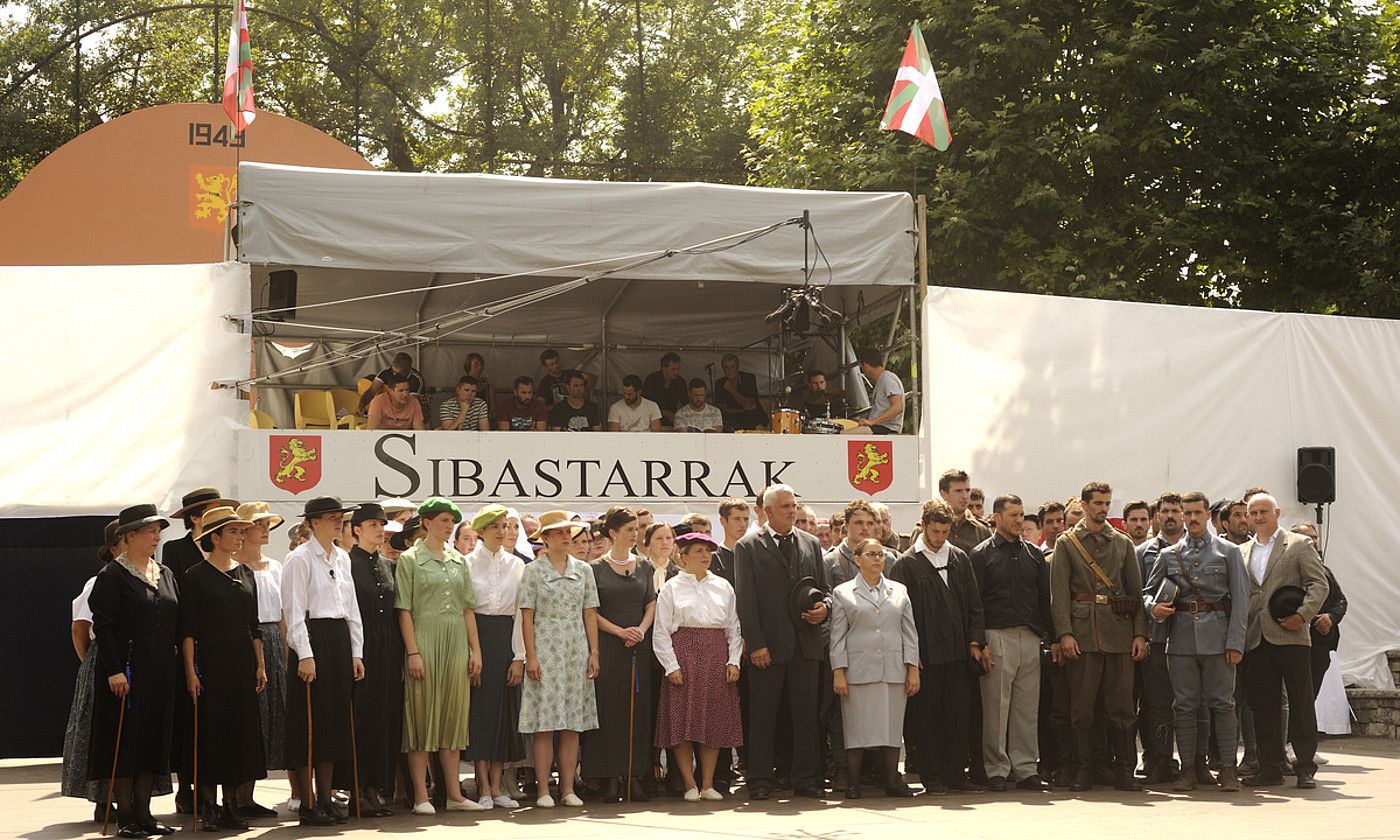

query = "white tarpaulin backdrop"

[0,263,250,516]
[923,285,1400,688]
[236,163,916,284]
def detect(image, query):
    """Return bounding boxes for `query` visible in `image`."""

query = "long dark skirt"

[581,630,654,778]
[463,614,524,763]
[353,614,404,790]
[65,642,175,800]
[89,638,178,780]
[182,636,266,786]
[256,622,288,771]
[285,619,354,767]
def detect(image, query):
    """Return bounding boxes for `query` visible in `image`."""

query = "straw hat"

[194,505,254,541]
[236,501,285,531]
[529,510,586,541]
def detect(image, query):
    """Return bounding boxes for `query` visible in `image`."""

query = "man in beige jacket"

[1239,493,1329,789]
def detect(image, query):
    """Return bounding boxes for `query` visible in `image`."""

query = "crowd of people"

[61,471,1344,836]
[351,348,906,434]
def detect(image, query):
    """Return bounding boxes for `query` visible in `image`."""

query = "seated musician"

[673,379,723,433]
[792,370,848,419]
[714,354,768,432]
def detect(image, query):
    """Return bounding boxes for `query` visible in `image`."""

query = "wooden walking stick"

[348,700,361,819]
[101,694,128,836]
[305,680,315,811]
[191,690,199,832]
[626,654,637,803]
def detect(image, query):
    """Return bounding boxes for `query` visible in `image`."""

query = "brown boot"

[1217,767,1240,792]
[1172,767,1198,792]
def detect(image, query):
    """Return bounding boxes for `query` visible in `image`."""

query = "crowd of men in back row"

[350,348,907,433]
[803,470,1342,795]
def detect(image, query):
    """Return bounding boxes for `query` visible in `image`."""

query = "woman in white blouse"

[462,504,527,809]
[652,532,743,802]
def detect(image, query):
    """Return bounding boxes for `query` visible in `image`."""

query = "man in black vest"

[735,484,831,800]
[889,499,985,793]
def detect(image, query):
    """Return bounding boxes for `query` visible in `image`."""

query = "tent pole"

[913,194,927,434]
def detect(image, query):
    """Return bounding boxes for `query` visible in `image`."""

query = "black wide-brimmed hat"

[788,576,825,624]
[114,504,171,537]
[303,496,359,519]
[1268,585,1307,620]
[351,503,389,525]
[172,487,237,518]
[388,515,422,552]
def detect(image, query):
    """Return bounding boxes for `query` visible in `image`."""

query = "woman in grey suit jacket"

[830,538,920,799]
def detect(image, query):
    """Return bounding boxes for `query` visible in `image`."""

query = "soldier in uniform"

[1146,492,1250,792]
[1134,492,1186,785]
[1050,481,1148,792]
[940,469,993,555]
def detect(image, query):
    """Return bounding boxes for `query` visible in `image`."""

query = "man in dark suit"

[1239,493,1329,789]
[889,499,985,793]
[735,484,831,800]
[709,497,751,794]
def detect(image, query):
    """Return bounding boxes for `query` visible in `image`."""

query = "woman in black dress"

[581,507,656,802]
[346,503,403,817]
[180,507,267,831]
[87,504,179,838]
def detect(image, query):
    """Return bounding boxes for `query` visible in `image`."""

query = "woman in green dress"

[518,511,601,808]
[396,497,486,815]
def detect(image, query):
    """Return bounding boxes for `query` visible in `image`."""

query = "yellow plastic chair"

[249,409,276,429]
[329,388,363,429]
[293,390,336,430]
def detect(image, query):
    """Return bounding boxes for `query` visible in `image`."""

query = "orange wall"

[0,103,372,266]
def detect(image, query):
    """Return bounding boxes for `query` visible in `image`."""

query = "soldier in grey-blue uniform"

[1146,492,1250,793]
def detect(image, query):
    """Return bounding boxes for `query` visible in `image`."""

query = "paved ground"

[8,738,1400,840]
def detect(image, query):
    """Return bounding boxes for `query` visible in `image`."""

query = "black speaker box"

[1297,446,1336,504]
[267,269,298,321]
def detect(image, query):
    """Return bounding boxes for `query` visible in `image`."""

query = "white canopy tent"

[234,164,921,424]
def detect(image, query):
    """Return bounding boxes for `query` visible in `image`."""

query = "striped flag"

[222,0,255,133]
[880,23,951,150]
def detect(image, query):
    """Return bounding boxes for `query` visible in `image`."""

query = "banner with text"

[236,430,921,511]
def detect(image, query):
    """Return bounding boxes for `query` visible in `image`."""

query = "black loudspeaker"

[1297,447,1336,504]
[267,269,298,321]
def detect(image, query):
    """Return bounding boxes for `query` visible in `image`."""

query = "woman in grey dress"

[829,538,920,798]
[518,511,600,808]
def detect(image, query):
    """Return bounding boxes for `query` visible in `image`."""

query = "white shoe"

[476,795,494,810]
[447,797,489,811]
[535,795,556,808]
[699,788,723,801]
[285,798,301,814]
[560,792,584,807]
[1285,745,1299,765]
[492,795,520,809]
[1315,754,1330,765]
[412,801,436,816]
[683,788,700,802]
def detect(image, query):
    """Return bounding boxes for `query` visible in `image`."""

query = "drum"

[771,408,803,435]
[806,419,842,435]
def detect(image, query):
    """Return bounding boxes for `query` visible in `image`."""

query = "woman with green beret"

[396,497,486,815]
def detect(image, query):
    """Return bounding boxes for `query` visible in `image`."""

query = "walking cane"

[101,693,128,836]
[305,680,315,811]
[626,653,637,803]
[191,690,199,832]
[348,700,362,819]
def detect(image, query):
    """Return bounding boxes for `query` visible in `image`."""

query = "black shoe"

[174,792,193,816]
[116,824,150,838]
[298,806,337,827]
[628,777,652,802]
[599,778,622,804]
[198,801,221,832]
[94,803,118,824]
[327,801,348,823]
[1243,772,1286,787]
[922,776,947,794]
[218,802,249,830]
[237,802,278,818]
[844,785,862,800]
[748,781,771,801]
[1144,764,1176,786]
[1296,772,1317,790]
[945,778,983,793]
[985,775,1008,792]
[1114,770,1144,792]
[138,822,174,836]
[883,782,915,798]
[1016,775,1050,791]
[794,784,826,798]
